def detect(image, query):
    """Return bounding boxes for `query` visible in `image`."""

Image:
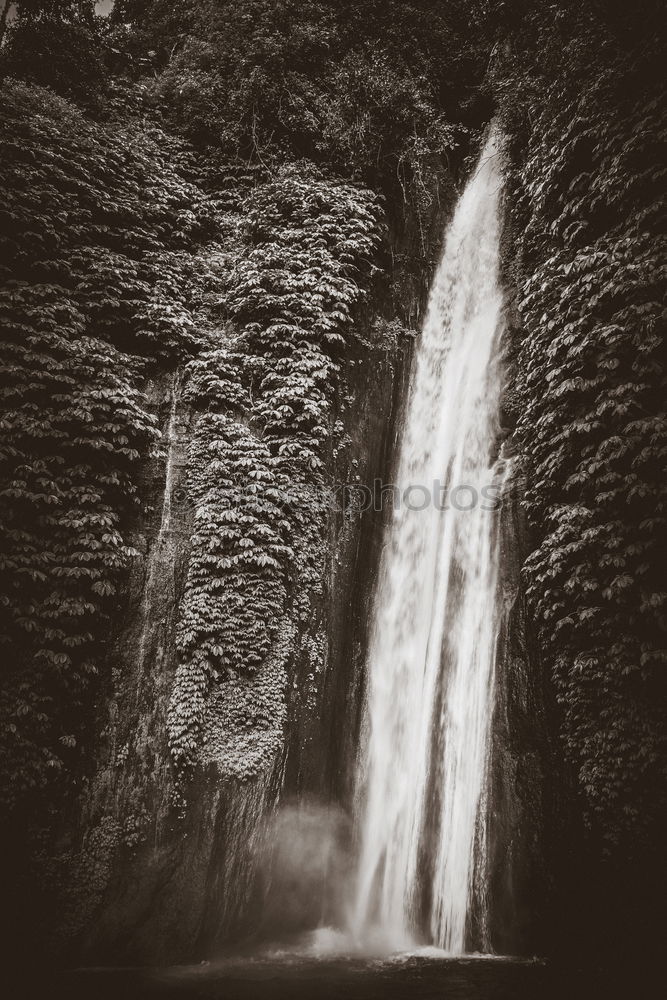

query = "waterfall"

[351,131,507,954]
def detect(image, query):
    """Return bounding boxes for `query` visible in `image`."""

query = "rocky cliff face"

[60,345,413,963]
[479,203,578,957]
[48,154,566,965]
[486,461,569,956]
[56,252,425,965]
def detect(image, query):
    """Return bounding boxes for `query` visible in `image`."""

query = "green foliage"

[168,165,382,770]
[0,79,224,811]
[200,624,292,781]
[126,0,486,212]
[497,13,666,854]
[1,2,108,104]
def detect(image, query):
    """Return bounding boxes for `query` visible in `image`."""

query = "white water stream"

[351,131,508,954]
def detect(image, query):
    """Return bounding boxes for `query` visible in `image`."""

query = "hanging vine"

[168,164,382,772]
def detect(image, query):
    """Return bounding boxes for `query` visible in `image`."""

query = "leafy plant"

[0,78,225,813]
[496,11,666,855]
[168,164,382,771]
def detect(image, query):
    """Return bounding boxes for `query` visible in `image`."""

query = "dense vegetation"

[0,0,485,819]
[0,77,227,815]
[168,167,381,772]
[492,1,666,864]
[0,0,664,959]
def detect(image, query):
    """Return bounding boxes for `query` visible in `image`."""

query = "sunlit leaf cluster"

[168,166,382,770]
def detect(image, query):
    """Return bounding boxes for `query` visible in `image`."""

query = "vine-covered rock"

[168,165,382,772]
[497,12,666,856]
[0,79,224,814]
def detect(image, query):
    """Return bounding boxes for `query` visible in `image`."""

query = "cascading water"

[351,131,508,954]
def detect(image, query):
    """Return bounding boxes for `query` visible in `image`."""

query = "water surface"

[47,951,620,1000]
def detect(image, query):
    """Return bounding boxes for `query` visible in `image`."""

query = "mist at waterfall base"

[53,807,619,997]
[256,802,353,942]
